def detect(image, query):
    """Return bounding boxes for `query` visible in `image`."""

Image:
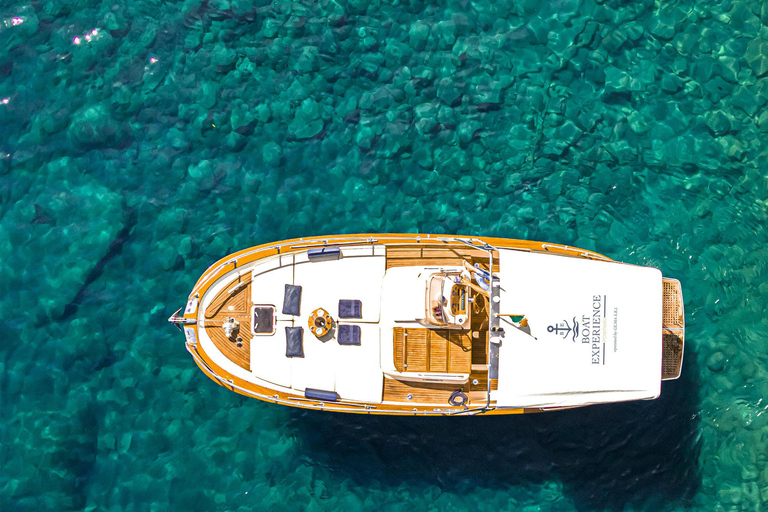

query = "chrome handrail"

[541,243,612,261]
[289,238,377,250]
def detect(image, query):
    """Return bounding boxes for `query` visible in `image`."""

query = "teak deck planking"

[386,245,500,272]
[203,272,252,371]
[392,328,472,373]
[385,280,491,406]
[383,378,466,405]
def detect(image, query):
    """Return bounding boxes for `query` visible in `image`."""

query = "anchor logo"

[547,317,580,342]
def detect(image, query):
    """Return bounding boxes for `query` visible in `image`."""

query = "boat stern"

[661,278,685,380]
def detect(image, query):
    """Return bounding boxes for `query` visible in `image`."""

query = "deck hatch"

[252,305,275,335]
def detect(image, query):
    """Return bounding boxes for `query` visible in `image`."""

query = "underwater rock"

[69,105,132,151]
[409,21,430,51]
[32,204,55,225]
[355,117,380,150]
[554,0,581,23]
[707,351,727,373]
[223,131,247,152]
[756,110,768,132]
[705,111,732,136]
[229,104,254,133]
[412,144,433,169]
[627,111,650,134]
[456,175,475,193]
[262,142,282,166]
[604,67,630,90]
[211,43,238,72]
[661,73,684,93]
[471,75,504,105]
[294,46,320,74]
[702,75,734,101]
[719,135,745,161]
[414,102,439,136]
[525,16,550,45]
[288,98,324,139]
[744,37,768,77]
[436,78,463,106]
[434,19,458,47]
[649,19,676,40]
[457,121,481,146]
[732,86,763,116]
[716,56,741,84]
[187,160,214,179]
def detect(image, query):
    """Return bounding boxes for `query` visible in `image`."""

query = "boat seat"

[282,284,302,316]
[338,299,362,318]
[285,326,304,357]
[337,324,361,345]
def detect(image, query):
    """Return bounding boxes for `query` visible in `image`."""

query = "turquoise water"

[1,0,767,510]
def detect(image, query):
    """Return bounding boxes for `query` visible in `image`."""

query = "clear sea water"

[1,0,767,510]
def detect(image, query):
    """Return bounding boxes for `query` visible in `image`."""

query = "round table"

[308,308,333,338]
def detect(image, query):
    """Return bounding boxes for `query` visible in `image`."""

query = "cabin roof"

[492,250,663,408]
[247,246,387,403]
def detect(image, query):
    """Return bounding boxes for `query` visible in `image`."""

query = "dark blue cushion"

[282,284,302,315]
[305,388,339,401]
[338,324,361,345]
[338,299,362,318]
[307,247,341,261]
[285,326,304,357]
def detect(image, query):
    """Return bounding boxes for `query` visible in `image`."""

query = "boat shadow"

[287,346,701,510]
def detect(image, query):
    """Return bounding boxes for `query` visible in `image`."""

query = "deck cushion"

[337,324,361,345]
[307,247,341,261]
[282,284,302,316]
[285,326,304,357]
[305,388,339,401]
[338,299,362,318]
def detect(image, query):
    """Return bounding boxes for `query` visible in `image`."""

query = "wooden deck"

[382,375,497,406]
[385,281,495,406]
[383,378,464,405]
[383,244,498,406]
[386,245,499,272]
[203,272,252,371]
[393,327,472,373]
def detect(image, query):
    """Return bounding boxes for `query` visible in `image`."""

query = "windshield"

[425,273,469,327]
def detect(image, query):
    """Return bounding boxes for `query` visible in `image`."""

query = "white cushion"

[250,320,293,388]
[251,263,295,321]
[335,324,383,403]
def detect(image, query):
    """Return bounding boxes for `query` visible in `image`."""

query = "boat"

[168,234,685,416]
